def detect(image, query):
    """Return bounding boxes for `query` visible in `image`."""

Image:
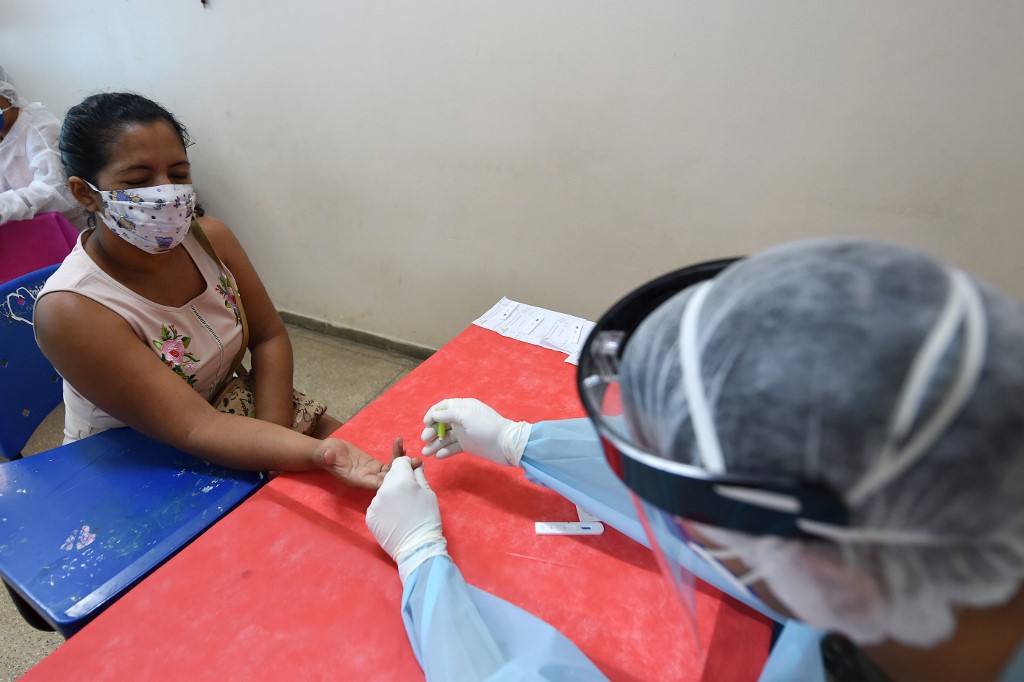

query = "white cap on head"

[0,65,25,107]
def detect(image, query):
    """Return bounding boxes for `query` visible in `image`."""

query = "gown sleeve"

[400,552,608,682]
[520,418,648,546]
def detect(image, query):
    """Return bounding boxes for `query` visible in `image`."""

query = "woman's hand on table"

[420,398,532,467]
[315,438,420,490]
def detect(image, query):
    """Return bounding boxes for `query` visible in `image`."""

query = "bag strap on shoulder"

[190,219,250,386]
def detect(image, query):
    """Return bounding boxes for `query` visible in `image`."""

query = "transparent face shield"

[631,496,778,658]
[632,493,706,655]
[577,259,850,656]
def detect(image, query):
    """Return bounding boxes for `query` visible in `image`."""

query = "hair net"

[619,237,1024,647]
[0,65,24,107]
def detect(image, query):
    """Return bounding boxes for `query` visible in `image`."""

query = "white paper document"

[473,297,595,364]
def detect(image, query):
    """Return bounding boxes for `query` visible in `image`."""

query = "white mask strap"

[848,269,987,507]
[687,541,755,594]
[794,517,1003,548]
[733,541,794,586]
[678,281,726,474]
[692,532,793,588]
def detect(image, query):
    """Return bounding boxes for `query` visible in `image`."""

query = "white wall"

[3,1,1023,348]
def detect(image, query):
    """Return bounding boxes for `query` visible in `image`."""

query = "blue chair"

[0,264,62,461]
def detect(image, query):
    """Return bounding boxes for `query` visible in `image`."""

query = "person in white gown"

[0,66,84,228]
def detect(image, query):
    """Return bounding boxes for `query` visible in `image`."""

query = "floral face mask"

[86,181,196,254]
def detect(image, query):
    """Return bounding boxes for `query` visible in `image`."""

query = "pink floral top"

[38,229,244,443]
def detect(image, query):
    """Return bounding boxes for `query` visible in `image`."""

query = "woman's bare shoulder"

[34,291,137,368]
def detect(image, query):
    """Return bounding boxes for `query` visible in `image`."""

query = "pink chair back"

[0,212,79,283]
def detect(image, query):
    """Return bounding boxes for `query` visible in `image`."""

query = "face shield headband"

[576,258,850,538]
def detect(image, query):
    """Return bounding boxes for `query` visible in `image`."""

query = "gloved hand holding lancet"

[420,398,532,467]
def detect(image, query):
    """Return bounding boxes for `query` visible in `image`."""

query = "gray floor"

[0,325,422,681]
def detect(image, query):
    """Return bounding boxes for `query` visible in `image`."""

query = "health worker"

[368,238,1024,681]
[0,66,84,228]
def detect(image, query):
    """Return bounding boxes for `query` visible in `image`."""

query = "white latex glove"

[420,398,532,467]
[366,457,448,583]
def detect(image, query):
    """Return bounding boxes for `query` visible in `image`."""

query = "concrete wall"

[3,1,1022,348]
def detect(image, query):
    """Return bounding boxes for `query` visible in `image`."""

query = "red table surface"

[25,325,771,681]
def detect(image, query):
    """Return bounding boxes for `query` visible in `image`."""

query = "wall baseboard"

[279,311,436,361]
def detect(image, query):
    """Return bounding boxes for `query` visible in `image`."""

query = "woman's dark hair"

[59,92,193,184]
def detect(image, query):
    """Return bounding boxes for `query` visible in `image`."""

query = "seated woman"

[0,66,85,228]
[34,92,387,489]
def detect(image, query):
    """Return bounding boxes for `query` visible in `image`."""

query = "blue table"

[0,428,265,636]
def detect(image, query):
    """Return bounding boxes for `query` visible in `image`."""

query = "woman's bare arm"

[34,291,386,486]
[200,215,294,428]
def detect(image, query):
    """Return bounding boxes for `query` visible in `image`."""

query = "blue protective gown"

[400,419,1024,681]
[400,545,609,681]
